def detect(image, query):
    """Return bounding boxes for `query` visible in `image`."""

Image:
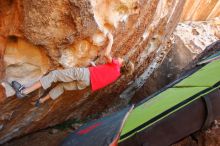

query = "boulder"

[0,0,185,144]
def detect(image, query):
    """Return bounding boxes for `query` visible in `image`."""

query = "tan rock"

[174,18,220,55]
[4,38,51,86]
[181,0,220,21]
[2,37,51,97]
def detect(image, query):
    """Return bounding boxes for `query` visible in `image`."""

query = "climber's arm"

[90,61,96,67]
[104,33,113,63]
[39,94,50,104]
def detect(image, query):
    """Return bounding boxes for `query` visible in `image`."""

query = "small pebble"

[49,128,59,134]
[71,123,82,130]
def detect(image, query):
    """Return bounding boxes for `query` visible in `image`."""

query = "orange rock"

[0,0,23,37]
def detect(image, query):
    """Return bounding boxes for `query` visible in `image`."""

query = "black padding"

[202,94,214,130]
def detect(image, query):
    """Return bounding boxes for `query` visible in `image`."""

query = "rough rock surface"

[175,19,220,54]
[181,0,220,21]
[0,0,185,144]
[131,18,220,103]
[0,1,23,37]
[3,37,51,96]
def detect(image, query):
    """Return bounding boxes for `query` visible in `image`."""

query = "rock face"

[3,37,51,97]
[132,18,220,102]
[174,19,220,54]
[181,0,220,21]
[0,0,185,144]
[118,0,220,102]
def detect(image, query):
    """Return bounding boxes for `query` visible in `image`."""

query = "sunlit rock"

[59,40,99,68]
[181,0,220,21]
[174,18,220,55]
[91,31,106,46]
[2,37,51,97]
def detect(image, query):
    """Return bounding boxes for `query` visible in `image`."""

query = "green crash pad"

[120,60,220,141]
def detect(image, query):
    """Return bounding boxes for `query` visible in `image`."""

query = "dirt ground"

[3,128,68,146]
[3,124,220,146]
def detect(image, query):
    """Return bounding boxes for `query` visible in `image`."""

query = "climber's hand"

[90,61,96,67]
